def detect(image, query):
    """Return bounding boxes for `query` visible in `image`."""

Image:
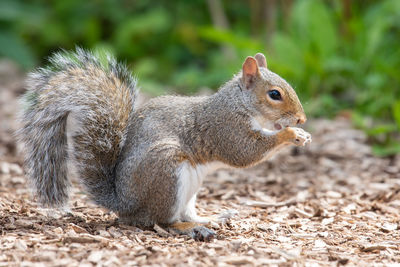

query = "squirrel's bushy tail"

[18,48,137,210]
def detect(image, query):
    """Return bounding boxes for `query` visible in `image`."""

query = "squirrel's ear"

[242,56,260,89]
[254,53,267,68]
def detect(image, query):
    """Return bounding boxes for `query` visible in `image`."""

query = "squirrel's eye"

[268,90,282,101]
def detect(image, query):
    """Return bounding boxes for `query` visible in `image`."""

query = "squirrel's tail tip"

[19,109,71,208]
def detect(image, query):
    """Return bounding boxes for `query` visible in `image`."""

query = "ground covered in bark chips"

[1,60,400,266]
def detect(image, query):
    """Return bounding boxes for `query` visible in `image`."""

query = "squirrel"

[18,48,311,241]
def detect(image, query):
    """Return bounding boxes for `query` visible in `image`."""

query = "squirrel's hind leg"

[169,194,216,241]
[170,208,216,241]
[181,194,212,224]
[167,161,216,241]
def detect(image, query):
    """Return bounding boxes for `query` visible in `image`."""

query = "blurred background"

[0,0,399,156]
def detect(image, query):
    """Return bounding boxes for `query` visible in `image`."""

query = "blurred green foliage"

[0,0,399,155]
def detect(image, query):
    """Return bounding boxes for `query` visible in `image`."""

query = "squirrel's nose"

[296,114,307,125]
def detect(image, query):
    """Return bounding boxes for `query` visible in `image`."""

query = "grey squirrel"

[18,48,311,241]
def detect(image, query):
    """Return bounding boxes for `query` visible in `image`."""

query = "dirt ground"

[0,60,399,266]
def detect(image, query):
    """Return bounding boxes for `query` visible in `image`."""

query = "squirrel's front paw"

[290,127,312,146]
[278,127,312,146]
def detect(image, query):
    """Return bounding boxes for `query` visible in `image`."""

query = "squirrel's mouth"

[274,121,292,130]
[274,123,282,130]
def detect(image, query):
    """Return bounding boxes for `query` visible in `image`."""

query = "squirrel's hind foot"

[188,226,216,242]
[168,222,216,242]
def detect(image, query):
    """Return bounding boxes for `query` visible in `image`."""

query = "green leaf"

[198,26,262,51]
[366,124,398,136]
[372,142,400,157]
[0,0,24,21]
[290,0,337,58]
[0,30,35,69]
[271,33,304,79]
[113,8,171,56]
[351,112,367,130]
[392,100,400,129]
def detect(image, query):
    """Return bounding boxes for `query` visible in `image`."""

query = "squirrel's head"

[240,53,306,131]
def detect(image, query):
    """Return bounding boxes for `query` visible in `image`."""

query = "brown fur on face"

[241,54,306,129]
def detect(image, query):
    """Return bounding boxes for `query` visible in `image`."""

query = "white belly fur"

[171,161,230,223]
